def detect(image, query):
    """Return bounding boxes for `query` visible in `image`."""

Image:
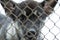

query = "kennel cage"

[0,0,60,40]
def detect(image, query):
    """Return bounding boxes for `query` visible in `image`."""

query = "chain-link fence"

[0,0,60,40]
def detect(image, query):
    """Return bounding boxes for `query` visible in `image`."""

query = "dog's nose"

[24,31,36,39]
[24,31,36,40]
[27,29,36,36]
[24,28,37,39]
[27,31,36,36]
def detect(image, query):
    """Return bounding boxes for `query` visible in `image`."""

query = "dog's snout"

[24,31,36,40]
[25,30,36,37]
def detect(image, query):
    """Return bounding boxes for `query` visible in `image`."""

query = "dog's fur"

[0,0,58,40]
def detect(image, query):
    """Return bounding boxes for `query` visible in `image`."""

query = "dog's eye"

[29,14,37,22]
[33,7,44,16]
[18,14,27,22]
[24,7,32,16]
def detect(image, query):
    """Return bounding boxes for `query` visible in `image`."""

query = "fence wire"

[0,0,60,40]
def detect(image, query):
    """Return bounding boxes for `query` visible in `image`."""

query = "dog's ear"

[41,0,58,16]
[0,0,18,21]
[0,0,9,7]
[0,0,17,13]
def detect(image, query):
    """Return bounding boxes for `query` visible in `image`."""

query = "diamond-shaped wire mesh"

[0,0,60,40]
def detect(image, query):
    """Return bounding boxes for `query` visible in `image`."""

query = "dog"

[0,0,58,40]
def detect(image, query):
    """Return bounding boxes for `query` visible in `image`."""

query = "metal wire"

[0,0,60,40]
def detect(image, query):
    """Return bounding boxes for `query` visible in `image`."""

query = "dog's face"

[0,0,58,40]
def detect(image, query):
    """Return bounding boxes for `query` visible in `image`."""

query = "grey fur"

[0,0,58,40]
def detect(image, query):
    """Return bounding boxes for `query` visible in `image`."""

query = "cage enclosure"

[0,0,58,40]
